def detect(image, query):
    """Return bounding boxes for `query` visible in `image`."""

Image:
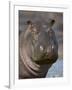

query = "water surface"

[46,59,63,77]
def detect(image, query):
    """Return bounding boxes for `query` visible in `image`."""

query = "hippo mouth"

[30,41,58,65]
[34,52,58,65]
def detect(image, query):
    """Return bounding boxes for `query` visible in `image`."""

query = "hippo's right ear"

[27,20,32,25]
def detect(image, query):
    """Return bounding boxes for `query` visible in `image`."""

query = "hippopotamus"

[19,19,58,79]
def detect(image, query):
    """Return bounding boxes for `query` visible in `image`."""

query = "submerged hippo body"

[19,20,58,79]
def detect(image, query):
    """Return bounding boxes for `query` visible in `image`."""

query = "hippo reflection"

[19,20,58,79]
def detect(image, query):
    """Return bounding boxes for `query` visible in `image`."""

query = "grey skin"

[19,20,58,79]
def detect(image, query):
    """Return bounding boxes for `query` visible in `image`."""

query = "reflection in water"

[46,59,63,77]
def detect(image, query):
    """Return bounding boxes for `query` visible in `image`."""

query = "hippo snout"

[31,28,58,65]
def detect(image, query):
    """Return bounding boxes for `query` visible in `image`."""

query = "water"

[46,59,63,77]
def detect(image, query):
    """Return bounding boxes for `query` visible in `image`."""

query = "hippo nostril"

[40,45,44,51]
[52,45,54,49]
[46,45,55,54]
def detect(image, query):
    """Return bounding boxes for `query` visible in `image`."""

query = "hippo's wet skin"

[19,20,58,79]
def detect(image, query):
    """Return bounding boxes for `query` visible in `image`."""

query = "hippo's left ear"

[51,19,55,26]
[27,20,32,25]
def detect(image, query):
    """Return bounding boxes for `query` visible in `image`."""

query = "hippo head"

[24,19,58,65]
